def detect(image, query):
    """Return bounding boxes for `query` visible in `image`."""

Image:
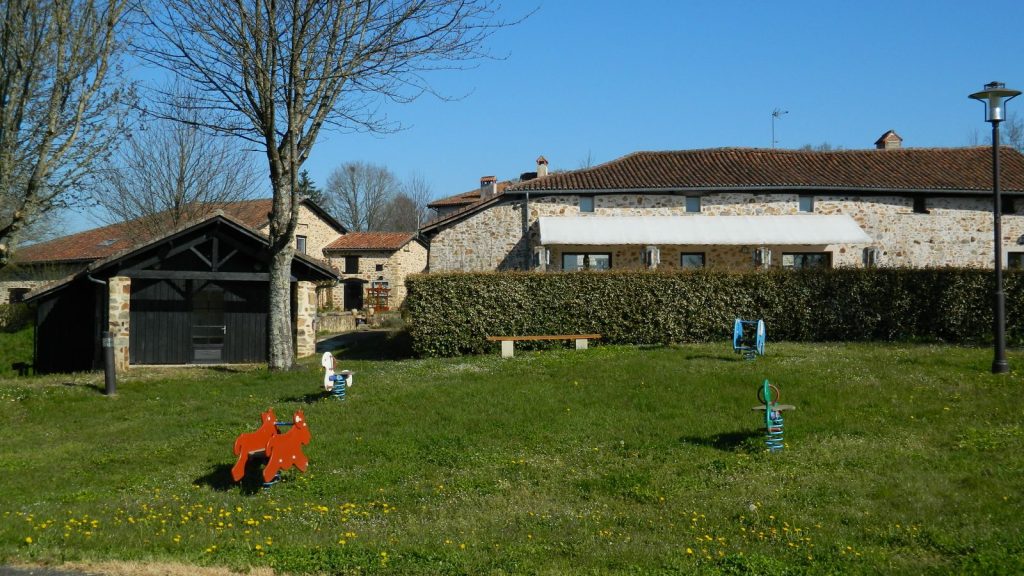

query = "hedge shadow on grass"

[679,430,762,452]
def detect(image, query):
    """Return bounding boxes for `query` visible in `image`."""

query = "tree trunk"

[267,244,295,370]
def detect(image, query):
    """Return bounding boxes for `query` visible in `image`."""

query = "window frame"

[561,252,612,271]
[798,195,815,213]
[685,195,701,213]
[344,255,360,274]
[1008,252,1024,270]
[781,252,832,269]
[579,195,595,213]
[7,288,29,303]
[296,235,307,254]
[680,252,706,269]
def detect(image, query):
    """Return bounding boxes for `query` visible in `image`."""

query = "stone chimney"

[480,175,498,199]
[536,155,549,177]
[874,130,903,150]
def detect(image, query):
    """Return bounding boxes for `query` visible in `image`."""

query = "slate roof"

[324,232,416,252]
[14,199,336,265]
[507,147,1024,193]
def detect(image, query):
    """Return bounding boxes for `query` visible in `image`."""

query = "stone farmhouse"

[323,232,428,312]
[421,133,1024,273]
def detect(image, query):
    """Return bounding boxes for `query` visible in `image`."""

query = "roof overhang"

[538,215,872,246]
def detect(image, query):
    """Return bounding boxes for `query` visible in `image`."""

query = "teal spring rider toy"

[751,379,795,452]
[733,318,766,360]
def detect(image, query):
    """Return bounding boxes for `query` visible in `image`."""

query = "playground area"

[0,337,1022,575]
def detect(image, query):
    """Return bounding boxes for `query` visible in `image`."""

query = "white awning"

[538,215,872,246]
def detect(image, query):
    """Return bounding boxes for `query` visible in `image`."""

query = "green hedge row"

[404,269,1024,357]
[0,303,32,332]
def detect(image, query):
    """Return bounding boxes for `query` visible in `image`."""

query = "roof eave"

[504,185,1017,196]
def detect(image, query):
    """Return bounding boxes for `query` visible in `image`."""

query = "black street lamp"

[969,81,1021,374]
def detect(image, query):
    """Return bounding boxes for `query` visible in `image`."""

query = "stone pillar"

[295,281,317,358]
[107,276,131,373]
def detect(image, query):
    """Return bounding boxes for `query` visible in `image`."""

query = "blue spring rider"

[321,352,353,400]
[752,379,795,452]
[733,318,766,360]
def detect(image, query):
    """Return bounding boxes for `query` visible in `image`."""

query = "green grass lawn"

[1,334,1022,575]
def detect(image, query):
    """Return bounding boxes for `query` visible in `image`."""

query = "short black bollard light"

[102,330,116,395]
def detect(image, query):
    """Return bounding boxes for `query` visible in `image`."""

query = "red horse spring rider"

[231,409,311,486]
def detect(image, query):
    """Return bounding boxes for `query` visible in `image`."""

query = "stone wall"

[427,192,1024,271]
[0,262,86,304]
[317,310,357,334]
[428,200,530,271]
[293,204,343,258]
[107,276,131,373]
[294,281,317,358]
[325,241,428,310]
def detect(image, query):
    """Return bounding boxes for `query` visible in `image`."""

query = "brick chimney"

[480,175,498,199]
[536,155,549,177]
[874,130,903,150]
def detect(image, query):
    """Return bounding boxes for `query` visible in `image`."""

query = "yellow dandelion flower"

[24,537,32,544]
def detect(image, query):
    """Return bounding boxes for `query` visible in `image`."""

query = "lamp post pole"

[991,118,1009,373]
[970,81,1020,374]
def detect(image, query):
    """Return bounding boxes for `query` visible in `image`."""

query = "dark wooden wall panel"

[130,279,190,365]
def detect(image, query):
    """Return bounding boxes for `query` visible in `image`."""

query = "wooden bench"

[486,334,602,358]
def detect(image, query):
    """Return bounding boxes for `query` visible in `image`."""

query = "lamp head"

[969,82,1022,123]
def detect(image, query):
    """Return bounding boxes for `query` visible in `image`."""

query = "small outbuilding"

[26,213,338,374]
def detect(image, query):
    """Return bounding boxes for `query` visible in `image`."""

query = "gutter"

[502,186,1024,197]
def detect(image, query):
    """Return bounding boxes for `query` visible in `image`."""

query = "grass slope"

[0,336,1022,575]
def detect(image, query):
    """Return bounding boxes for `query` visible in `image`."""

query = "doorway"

[343,279,364,310]
[192,282,225,362]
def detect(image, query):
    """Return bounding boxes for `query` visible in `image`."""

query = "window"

[913,197,929,214]
[798,195,814,212]
[863,247,880,268]
[685,196,701,213]
[1002,197,1016,215]
[1009,252,1024,270]
[782,252,832,269]
[680,253,705,269]
[344,256,359,274]
[579,196,595,213]
[375,263,384,272]
[562,252,611,271]
[7,288,29,303]
[296,235,307,254]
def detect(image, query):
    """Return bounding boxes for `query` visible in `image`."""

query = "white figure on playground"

[321,352,354,392]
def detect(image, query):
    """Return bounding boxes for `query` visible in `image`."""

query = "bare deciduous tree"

[383,172,432,230]
[139,0,509,369]
[94,115,262,235]
[0,0,132,267]
[326,161,399,232]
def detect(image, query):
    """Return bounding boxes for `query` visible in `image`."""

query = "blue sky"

[77,0,1024,231]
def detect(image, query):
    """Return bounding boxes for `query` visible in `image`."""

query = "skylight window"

[97,239,118,247]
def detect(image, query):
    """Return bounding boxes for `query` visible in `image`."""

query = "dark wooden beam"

[125,270,271,281]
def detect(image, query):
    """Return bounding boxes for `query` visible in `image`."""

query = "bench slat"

[486,334,602,342]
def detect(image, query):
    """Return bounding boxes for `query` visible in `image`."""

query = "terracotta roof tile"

[508,147,1024,193]
[15,199,275,264]
[324,232,415,251]
[427,181,513,208]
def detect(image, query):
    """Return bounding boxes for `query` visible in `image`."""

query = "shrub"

[404,268,1023,356]
[0,303,32,332]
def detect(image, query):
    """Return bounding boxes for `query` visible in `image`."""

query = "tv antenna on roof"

[771,108,789,148]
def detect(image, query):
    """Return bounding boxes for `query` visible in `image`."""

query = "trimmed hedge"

[404,269,1024,357]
